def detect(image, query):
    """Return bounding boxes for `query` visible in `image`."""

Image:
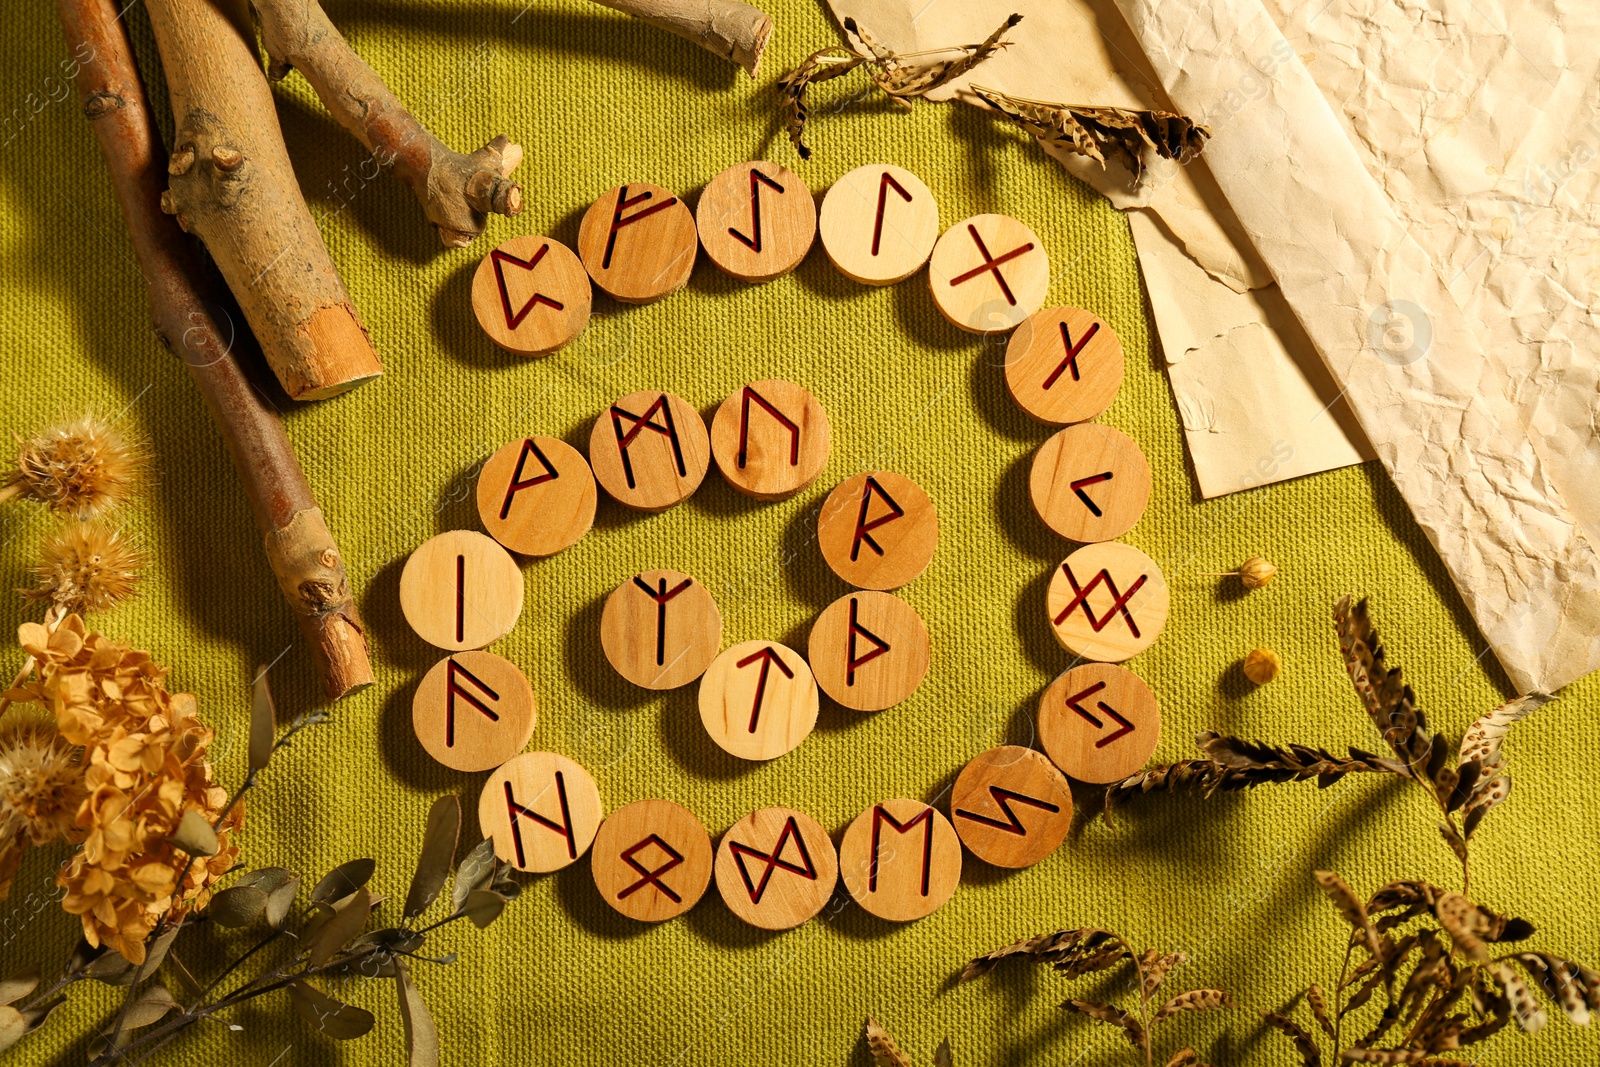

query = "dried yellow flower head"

[0,718,86,899]
[25,522,143,615]
[5,616,240,964]
[1243,648,1281,685]
[1238,557,1277,590]
[3,414,146,519]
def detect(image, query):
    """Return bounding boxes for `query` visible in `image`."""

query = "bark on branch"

[591,0,774,77]
[57,0,375,701]
[253,0,525,249]
[146,0,382,400]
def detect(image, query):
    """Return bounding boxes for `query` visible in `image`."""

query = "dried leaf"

[0,965,39,1006]
[463,889,507,929]
[396,958,441,1067]
[865,1016,913,1067]
[1496,962,1548,1034]
[962,928,1129,981]
[117,983,178,1031]
[0,995,62,1054]
[1307,984,1335,1039]
[849,14,1021,102]
[1315,871,1383,961]
[972,85,1210,179]
[1434,892,1491,964]
[1263,1010,1323,1066]
[933,1037,953,1067]
[1460,693,1552,768]
[249,665,275,772]
[1142,950,1188,998]
[1339,1052,1424,1063]
[452,838,498,915]
[169,809,219,857]
[311,858,375,905]
[266,876,300,929]
[1152,988,1235,1023]
[309,887,372,968]
[1165,1051,1199,1067]
[1201,732,1406,782]
[775,47,863,159]
[288,981,376,1040]
[406,795,461,920]
[1062,1000,1146,1051]
[1333,597,1435,780]
[1512,953,1592,1025]
[207,885,268,928]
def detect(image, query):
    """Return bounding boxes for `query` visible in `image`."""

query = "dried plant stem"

[252,0,524,248]
[590,0,773,77]
[142,0,381,400]
[56,0,373,700]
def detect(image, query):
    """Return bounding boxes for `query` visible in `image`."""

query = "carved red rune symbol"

[728,169,785,252]
[499,438,560,520]
[1042,320,1101,390]
[617,834,686,902]
[845,597,890,686]
[736,386,801,469]
[603,186,680,269]
[729,816,818,903]
[444,658,500,747]
[868,805,934,896]
[610,395,686,489]
[503,774,575,868]
[872,171,913,257]
[491,244,565,330]
[455,554,465,644]
[1053,563,1147,638]
[736,646,795,732]
[851,476,905,561]
[954,786,1062,834]
[1065,680,1136,748]
[632,575,693,666]
[948,224,1036,306]
[1069,471,1114,518]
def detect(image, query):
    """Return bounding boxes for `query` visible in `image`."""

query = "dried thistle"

[962,927,1230,1065]
[971,85,1211,181]
[777,15,1021,159]
[24,522,143,616]
[1,415,146,519]
[0,719,86,898]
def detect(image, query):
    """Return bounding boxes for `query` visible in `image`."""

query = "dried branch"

[58,0,373,699]
[253,0,525,248]
[592,0,773,77]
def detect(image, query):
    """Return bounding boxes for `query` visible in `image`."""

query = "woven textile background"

[2,0,1598,1063]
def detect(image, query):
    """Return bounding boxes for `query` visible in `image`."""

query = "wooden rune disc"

[1005,306,1124,425]
[713,806,838,930]
[478,752,603,873]
[697,640,818,761]
[1046,542,1169,662]
[948,746,1073,868]
[837,798,962,922]
[475,435,597,557]
[807,591,930,712]
[576,182,697,303]
[590,799,714,922]
[815,470,938,590]
[818,163,940,285]
[588,391,711,512]
[1038,663,1162,784]
[928,214,1049,333]
[411,651,536,773]
[600,569,723,690]
[470,235,592,356]
[696,161,816,282]
[1029,423,1151,543]
[399,530,523,651]
[709,379,830,500]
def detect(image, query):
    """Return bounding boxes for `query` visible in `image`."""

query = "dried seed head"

[25,522,144,615]
[1243,648,1281,685]
[1238,557,1277,589]
[5,414,147,518]
[0,719,84,849]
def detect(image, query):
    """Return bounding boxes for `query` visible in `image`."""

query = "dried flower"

[2,415,146,519]
[1237,557,1277,589]
[1242,648,1280,684]
[0,718,85,898]
[4,616,240,964]
[23,522,143,615]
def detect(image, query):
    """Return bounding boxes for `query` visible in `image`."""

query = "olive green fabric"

[3,0,1598,1063]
